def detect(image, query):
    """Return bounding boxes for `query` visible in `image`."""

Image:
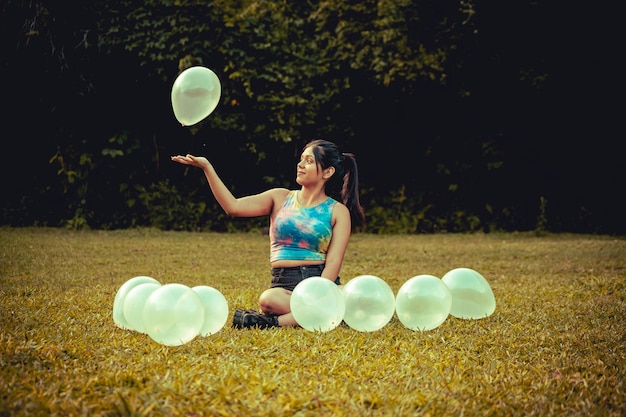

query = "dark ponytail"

[304,140,366,228]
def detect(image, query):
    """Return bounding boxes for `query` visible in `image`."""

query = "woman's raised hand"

[171,154,210,169]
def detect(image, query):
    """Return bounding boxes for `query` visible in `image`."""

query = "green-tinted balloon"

[142,283,204,346]
[442,268,496,319]
[113,276,161,329]
[342,275,395,332]
[122,282,161,333]
[171,66,221,126]
[290,277,345,332]
[192,285,229,336]
[395,275,452,331]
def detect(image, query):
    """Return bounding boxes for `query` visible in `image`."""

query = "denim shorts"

[270,264,341,292]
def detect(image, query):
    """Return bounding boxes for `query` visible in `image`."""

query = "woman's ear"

[323,166,335,179]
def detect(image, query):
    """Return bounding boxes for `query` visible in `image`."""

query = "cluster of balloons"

[113,268,495,342]
[113,276,229,346]
[290,268,496,333]
[171,66,221,126]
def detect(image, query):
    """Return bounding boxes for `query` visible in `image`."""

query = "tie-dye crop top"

[270,191,337,262]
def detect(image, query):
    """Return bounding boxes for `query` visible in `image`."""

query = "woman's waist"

[270,260,325,269]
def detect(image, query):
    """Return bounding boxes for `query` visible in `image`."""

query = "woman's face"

[296,146,323,186]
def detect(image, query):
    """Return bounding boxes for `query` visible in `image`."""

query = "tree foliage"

[0,0,619,234]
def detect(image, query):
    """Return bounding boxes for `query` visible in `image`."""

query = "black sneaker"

[232,309,279,329]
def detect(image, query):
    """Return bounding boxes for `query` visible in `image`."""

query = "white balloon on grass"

[171,66,221,126]
[342,275,396,332]
[290,277,345,332]
[442,268,496,319]
[113,276,161,329]
[142,283,205,346]
[122,282,162,333]
[192,285,229,336]
[395,275,452,331]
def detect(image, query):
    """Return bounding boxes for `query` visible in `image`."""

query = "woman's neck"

[296,188,327,208]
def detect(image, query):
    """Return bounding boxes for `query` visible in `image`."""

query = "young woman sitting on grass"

[171,139,365,329]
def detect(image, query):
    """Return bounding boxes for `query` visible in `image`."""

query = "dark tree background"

[0,0,620,234]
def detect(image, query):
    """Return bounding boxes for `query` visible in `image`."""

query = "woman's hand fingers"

[171,155,206,168]
[171,155,191,162]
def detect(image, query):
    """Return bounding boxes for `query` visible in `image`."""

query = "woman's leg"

[258,288,299,326]
[259,287,291,315]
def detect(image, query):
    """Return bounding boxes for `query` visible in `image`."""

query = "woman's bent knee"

[259,288,291,315]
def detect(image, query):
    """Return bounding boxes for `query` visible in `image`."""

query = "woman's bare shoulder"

[264,188,291,205]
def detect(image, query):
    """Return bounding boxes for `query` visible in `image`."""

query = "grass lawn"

[1,227,625,416]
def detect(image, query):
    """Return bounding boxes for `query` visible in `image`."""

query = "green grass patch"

[1,228,625,416]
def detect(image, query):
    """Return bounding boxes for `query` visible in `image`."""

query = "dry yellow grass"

[1,227,625,416]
